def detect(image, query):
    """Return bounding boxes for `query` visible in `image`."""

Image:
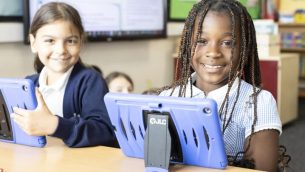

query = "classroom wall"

[0,36,179,93]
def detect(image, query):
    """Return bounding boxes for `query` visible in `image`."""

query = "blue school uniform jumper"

[26,61,116,147]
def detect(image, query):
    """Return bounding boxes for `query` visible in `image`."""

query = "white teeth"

[204,64,222,68]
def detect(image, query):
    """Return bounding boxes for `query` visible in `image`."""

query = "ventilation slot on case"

[119,117,128,141]
[130,121,136,140]
[203,126,210,150]
[139,125,144,139]
[23,102,28,109]
[192,128,198,147]
[183,130,187,144]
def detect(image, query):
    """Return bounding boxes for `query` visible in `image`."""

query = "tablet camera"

[203,107,211,114]
[22,85,28,92]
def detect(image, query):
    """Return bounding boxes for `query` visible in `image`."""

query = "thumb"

[35,87,46,108]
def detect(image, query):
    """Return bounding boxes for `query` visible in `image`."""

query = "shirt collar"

[187,72,240,100]
[39,66,74,91]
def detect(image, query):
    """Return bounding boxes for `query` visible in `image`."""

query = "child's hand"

[11,88,58,136]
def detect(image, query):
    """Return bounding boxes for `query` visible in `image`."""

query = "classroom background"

[0,0,305,171]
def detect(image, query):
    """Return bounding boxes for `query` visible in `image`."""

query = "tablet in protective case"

[0,78,46,147]
[104,93,227,169]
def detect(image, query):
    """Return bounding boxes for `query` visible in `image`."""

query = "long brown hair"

[29,2,85,73]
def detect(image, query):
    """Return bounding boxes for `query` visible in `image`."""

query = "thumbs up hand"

[11,87,59,136]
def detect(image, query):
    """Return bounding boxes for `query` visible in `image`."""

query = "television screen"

[23,0,167,43]
[168,0,198,22]
[0,0,22,22]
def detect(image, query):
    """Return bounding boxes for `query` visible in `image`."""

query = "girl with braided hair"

[159,0,285,171]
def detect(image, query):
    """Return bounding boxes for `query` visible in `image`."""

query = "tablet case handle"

[144,114,171,172]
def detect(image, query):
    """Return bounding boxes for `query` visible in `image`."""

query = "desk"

[0,137,263,172]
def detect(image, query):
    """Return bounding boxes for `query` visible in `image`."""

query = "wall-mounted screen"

[168,0,198,22]
[23,0,167,43]
[0,0,22,22]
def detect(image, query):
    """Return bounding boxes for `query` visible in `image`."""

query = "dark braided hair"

[158,0,291,170]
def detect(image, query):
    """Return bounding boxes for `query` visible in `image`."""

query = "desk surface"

[0,137,263,172]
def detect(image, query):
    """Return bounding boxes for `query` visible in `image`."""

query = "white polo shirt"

[38,66,74,117]
[160,73,282,158]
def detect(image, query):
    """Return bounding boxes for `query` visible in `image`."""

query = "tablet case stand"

[144,113,171,172]
[104,93,228,171]
[0,78,46,147]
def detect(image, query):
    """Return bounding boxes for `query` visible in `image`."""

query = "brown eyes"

[222,40,233,47]
[44,39,55,43]
[197,39,208,45]
[67,39,79,45]
[42,38,79,45]
[196,39,233,48]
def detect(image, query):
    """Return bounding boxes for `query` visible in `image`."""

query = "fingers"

[12,107,27,116]
[11,112,25,130]
[11,113,34,136]
[11,107,30,134]
[11,111,36,136]
[11,107,27,129]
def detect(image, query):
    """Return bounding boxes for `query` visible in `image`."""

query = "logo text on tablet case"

[149,117,166,125]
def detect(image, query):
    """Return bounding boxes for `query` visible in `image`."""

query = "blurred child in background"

[105,71,134,93]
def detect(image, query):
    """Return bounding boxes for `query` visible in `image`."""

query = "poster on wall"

[239,0,261,19]
[168,0,199,21]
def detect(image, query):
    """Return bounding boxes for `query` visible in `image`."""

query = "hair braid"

[161,0,210,96]
[157,0,287,169]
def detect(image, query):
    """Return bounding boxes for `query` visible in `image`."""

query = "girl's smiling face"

[191,11,240,94]
[30,20,81,80]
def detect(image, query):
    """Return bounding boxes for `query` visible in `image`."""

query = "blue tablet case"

[0,78,46,147]
[104,93,228,170]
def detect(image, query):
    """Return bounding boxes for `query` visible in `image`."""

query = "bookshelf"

[260,54,299,124]
[281,48,305,53]
[279,23,305,97]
